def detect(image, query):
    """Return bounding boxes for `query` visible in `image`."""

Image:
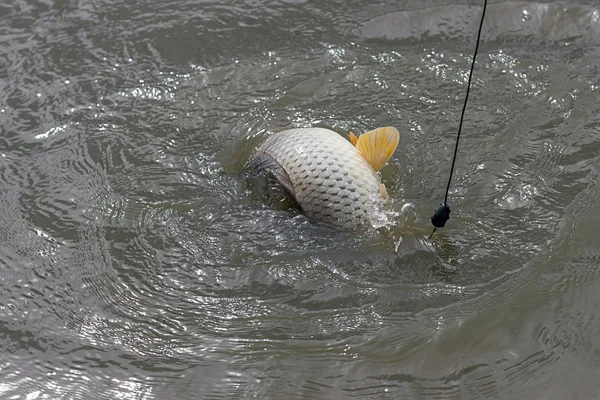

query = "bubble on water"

[400,202,415,213]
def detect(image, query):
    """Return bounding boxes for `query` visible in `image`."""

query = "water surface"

[1,0,600,398]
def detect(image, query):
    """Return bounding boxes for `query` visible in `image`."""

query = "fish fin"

[349,131,359,147]
[355,126,400,171]
[379,183,388,199]
[244,153,296,198]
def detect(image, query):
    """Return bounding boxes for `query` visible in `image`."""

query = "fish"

[244,126,400,230]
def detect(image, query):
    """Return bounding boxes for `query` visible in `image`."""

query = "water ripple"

[2,0,600,398]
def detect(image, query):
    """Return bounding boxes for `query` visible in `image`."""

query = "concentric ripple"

[1,0,600,399]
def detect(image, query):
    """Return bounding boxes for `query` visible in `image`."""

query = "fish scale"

[246,127,384,230]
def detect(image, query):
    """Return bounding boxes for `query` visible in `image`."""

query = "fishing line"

[429,0,488,238]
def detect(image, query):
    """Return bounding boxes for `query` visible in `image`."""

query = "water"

[1,0,600,398]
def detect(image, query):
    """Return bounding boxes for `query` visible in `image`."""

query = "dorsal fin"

[245,152,296,199]
[355,127,400,171]
[349,131,359,147]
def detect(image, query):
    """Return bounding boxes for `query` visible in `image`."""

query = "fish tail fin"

[356,126,400,171]
[349,131,359,146]
[379,183,388,199]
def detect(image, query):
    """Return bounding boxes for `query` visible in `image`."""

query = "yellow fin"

[349,131,358,147]
[379,183,388,199]
[356,126,400,171]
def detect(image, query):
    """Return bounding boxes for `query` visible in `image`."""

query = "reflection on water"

[1,0,600,399]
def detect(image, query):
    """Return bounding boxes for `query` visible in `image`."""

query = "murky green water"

[1,0,600,398]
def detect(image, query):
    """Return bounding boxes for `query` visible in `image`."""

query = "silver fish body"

[245,127,385,230]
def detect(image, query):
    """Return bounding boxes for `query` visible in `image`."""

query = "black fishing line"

[430,0,488,237]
